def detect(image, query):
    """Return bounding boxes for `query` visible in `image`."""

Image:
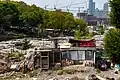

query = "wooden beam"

[53,52,54,64]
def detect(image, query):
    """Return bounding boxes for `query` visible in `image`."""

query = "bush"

[96,68,101,73]
[28,69,39,77]
[56,70,64,75]
[63,69,75,74]
[8,52,24,59]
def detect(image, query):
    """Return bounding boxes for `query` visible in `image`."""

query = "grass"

[96,68,101,73]
[56,70,64,75]
[56,68,78,75]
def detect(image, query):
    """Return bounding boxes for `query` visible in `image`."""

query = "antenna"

[56,0,59,7]
[54,5,56,10]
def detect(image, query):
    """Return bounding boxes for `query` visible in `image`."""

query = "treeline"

[0,1,87,38]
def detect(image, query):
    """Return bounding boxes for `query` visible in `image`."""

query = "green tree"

[110,0,120,28]
[19,4,43,27]
[63,13,76,30]
[46,11,76,30]
[47,11,65,29]
[74,30,84,40]
[0,2,19,30]
[74,19,88,40]
[75,18,87,32]
[104,29,120,64]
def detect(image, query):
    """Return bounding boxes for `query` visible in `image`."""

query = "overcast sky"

[18,0,108,15]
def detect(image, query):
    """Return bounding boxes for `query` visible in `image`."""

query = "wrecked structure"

[25,37,96,70]
[0,37,96,72]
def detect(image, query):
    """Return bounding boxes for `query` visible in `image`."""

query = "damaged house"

[24,37,96,70]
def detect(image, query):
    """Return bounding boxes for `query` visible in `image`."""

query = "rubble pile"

[0,53,9,73]
[62,59,74,67]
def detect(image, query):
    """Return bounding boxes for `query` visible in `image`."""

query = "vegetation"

[8,52,24,59]
[21,38,31,50]
[74,19,90,40]
[110,0,120,28]
[104,0,120,64]
[104,29,120,64]
[0,1,88,38]
[96,68,101,73]
[99,25,105,35]
[56,70,64,75]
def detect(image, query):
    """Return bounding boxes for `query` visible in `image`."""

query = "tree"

[47,11,65,29]
[0,2,19,30]
[104,29,120,64]
[19,4,43,28]
[63,14,76,30]
[74,19,89,40]
[75,18,87,32]
[110,0,120,28]
[74,30,83,40]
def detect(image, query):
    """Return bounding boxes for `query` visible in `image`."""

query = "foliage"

[74,19,89,40]
[0,1,19,29]
[74,30,92,40]
[21,38,31,50]
[74,30,82,40]
[75,18,87,32]
[56,70,64,75]
[8,52,24,59]
[96,68,101,73]
[104,29,120,64]
[99,25,105,35]
[0,1,88,38]
[110,0,120,28]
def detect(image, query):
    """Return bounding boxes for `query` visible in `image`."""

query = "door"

[85,51,94,60]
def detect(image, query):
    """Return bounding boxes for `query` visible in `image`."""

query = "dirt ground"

[0,65,120,80]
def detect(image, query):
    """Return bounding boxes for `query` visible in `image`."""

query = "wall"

[62,50,94,61]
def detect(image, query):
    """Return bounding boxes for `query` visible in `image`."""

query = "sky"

[18,0,108,15]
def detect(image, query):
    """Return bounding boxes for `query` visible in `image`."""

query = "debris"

[70,76,79,80]
[49,77,58,80]
[10,64,20,71]
[16,78,20,80]
[32,78,38,80]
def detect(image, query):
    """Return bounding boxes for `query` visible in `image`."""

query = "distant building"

[77,13,98,26]
[96,10,107,18]
[87,15,98,26]
[76,12,110,26]
[103,2,109,18]
[88,0,95,15]
[76,13,87,22]
[104,2,108,11]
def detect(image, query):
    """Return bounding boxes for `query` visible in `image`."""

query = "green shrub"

[56,70,64,75]
[8,52,24,59]
[63,69,75,74]
[96,68,101,73]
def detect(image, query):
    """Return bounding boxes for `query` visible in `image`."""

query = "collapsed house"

[24,37,96,70]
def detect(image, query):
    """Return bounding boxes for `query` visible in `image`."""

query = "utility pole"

[44,4,49,10]
[78,7,84,13]
[66,6,69,12]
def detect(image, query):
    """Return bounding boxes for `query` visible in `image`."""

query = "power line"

[59,0,89,8]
